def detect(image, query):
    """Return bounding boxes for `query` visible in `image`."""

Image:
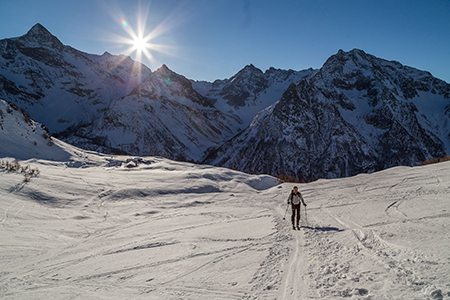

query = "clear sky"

[1,0,450,83]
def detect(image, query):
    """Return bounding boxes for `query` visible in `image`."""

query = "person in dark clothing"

[287,186,307,229]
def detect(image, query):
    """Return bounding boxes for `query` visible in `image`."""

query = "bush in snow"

[419,155,450,166]
[275,173,300,183]
[0,160,40,182]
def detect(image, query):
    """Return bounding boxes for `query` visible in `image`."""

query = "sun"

[113,16,172,71]
[101,1,183,80]
[133,36,148,52]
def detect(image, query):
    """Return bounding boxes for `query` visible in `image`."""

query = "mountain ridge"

[1,24,449,180]
[204,48,450,180]
[0,23,152,133]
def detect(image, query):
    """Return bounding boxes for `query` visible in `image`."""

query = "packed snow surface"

[1,147,449,299]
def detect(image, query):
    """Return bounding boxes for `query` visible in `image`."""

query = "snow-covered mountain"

[0,23,152,133]
[192,64,316,126]
[68,63,316,161]
[65,65,241,161]
[1,24,311,162]
[205,49,450,181]
[2,24,450,180]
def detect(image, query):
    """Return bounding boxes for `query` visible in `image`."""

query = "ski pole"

[282,203,289,220]
[304,205,308,224]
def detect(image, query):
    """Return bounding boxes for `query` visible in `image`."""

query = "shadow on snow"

[303,225,344,232]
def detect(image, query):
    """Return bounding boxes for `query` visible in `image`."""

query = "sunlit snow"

[1,100,449,299]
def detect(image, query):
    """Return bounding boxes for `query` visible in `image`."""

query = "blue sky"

[1,0,450,82]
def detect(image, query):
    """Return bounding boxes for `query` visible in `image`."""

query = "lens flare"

[100,1,187,85]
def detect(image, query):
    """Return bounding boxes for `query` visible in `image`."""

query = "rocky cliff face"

[312,49,450,169]
[204,49,450,181]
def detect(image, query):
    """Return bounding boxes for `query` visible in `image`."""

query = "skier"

[287,186,307,230]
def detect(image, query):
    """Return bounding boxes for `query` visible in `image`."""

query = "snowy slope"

[280,162,449,299]
[1,127,449,299]
[0,99,76,161]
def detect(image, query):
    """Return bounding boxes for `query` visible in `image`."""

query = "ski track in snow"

[0,156,449,299]
[278,217,311,300]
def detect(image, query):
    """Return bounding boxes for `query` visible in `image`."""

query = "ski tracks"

[278,227,310,300]
[317,207,445,299]
[1,199,25,228]
[269,201,318,300]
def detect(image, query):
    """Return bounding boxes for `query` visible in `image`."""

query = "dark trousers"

[291,204,301,225]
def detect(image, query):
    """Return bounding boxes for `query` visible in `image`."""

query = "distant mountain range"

[204,49,450,180]
[1,23,449,181]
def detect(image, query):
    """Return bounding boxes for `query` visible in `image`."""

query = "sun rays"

[100,0,184,81]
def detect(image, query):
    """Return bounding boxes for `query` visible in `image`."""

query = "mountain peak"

[157,64,170,73]
[154,64,190,86]
[243,63,261,72]
[18,23,63,50]
[319,48,376,75]
[334,48,369,60]
[231,64,264,81]
[28,23,51,36]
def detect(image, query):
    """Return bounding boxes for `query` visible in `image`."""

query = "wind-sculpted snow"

[293,164,450,299]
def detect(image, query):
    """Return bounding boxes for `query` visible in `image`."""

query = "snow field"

[296,164,450,299]
[1,153,449,299]
[1,156,287,299]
